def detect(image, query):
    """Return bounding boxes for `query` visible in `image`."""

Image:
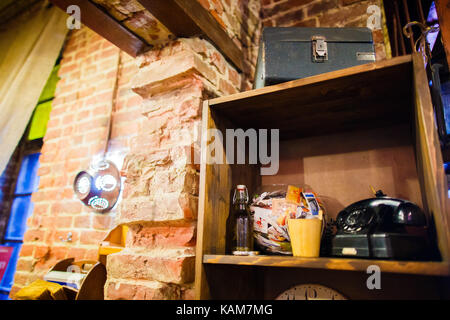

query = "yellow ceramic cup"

[288,218,322,258]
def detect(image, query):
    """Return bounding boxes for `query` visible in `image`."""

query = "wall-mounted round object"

[73,159,121,213]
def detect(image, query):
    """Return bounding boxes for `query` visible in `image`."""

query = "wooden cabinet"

[195,53,450,300]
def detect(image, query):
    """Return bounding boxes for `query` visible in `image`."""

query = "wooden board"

[204,255,450,277]
[195,101,260,299]
[137,0,201,37]
[412,52,450,261]
[50,0,149,57]
[75,262,107,300]
[195,101,228,300]
[210,55,413,139]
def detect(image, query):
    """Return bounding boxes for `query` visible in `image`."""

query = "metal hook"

[402,21,439,52]
[59,232,73,243]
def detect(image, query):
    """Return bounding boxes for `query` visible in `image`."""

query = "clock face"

[276,284,347,300]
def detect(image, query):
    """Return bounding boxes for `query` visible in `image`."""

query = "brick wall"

[104,38,241,300]
[10,27,144,297]
[261,0,388,60]
[198,0,262,88]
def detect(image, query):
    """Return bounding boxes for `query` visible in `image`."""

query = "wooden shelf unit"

[195,53,450,300]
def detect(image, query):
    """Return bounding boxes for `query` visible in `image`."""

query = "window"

[0,63,59,299]
[0,153,40,298]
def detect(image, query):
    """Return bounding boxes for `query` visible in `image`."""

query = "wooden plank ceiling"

[49,0,244,71]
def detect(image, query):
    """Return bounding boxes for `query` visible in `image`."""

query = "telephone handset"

[336,191,427,234]
[332,189,429,260]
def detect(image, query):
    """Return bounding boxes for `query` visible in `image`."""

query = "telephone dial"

[332,189,431,260]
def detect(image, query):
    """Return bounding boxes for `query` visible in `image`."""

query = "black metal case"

[254,27,375,88]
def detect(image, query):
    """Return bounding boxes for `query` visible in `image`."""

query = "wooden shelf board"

[203,254,450,277]
[208,55,414,139]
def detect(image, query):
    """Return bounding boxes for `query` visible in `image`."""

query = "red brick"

[33,203,50,216]
[107,252,195,284]
[54,216,73,228]
[181,286,195,300]
[85,91,114,106]
[66,146,89,159]
[76,117,109,132]
[228,67,241,88]
[92,215,113,230]
[38,176,54,189]
[263,0,314,18]
[126,95,143,108]
[110,122,140,138]
[15,258,33,272]
[46,117,61,129]
[67,247,87,260]
[340,0,361,5]
[74,215,92,228]
[59,63,77,75]
[306,0,338,17]
[44,128,62,140]
[112,109,142,123]
[273,8,305,26]
[13,273,30,286]
[51,201,83,215]
[293,17,318,27]
[128,223,196,249]
[23,229,45,242]
[34,245,50,259]
[219,78,238,95]
[319,1,369,26]
[41,216,55,228]
[51,246,69,260]
[9,286,21,299]
[62,114,75,125]
[19,245,35,257]
[85,249,99,261]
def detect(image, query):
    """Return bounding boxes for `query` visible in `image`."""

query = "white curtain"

[0,4,68,174]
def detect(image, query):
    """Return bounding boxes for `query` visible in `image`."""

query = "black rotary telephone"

[332,189,430,260]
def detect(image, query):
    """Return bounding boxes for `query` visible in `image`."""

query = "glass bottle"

[226,185,253,255]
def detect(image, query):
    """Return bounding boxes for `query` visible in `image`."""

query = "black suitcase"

[254,27,376,88]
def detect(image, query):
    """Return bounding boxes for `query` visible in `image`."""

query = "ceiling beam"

[50,0,149,57]
[136,0,201,37]
[138,0,246,72]
[0,0,40,25]
[49,0,245,72]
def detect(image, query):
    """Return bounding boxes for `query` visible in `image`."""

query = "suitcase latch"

[312,36,328,62]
